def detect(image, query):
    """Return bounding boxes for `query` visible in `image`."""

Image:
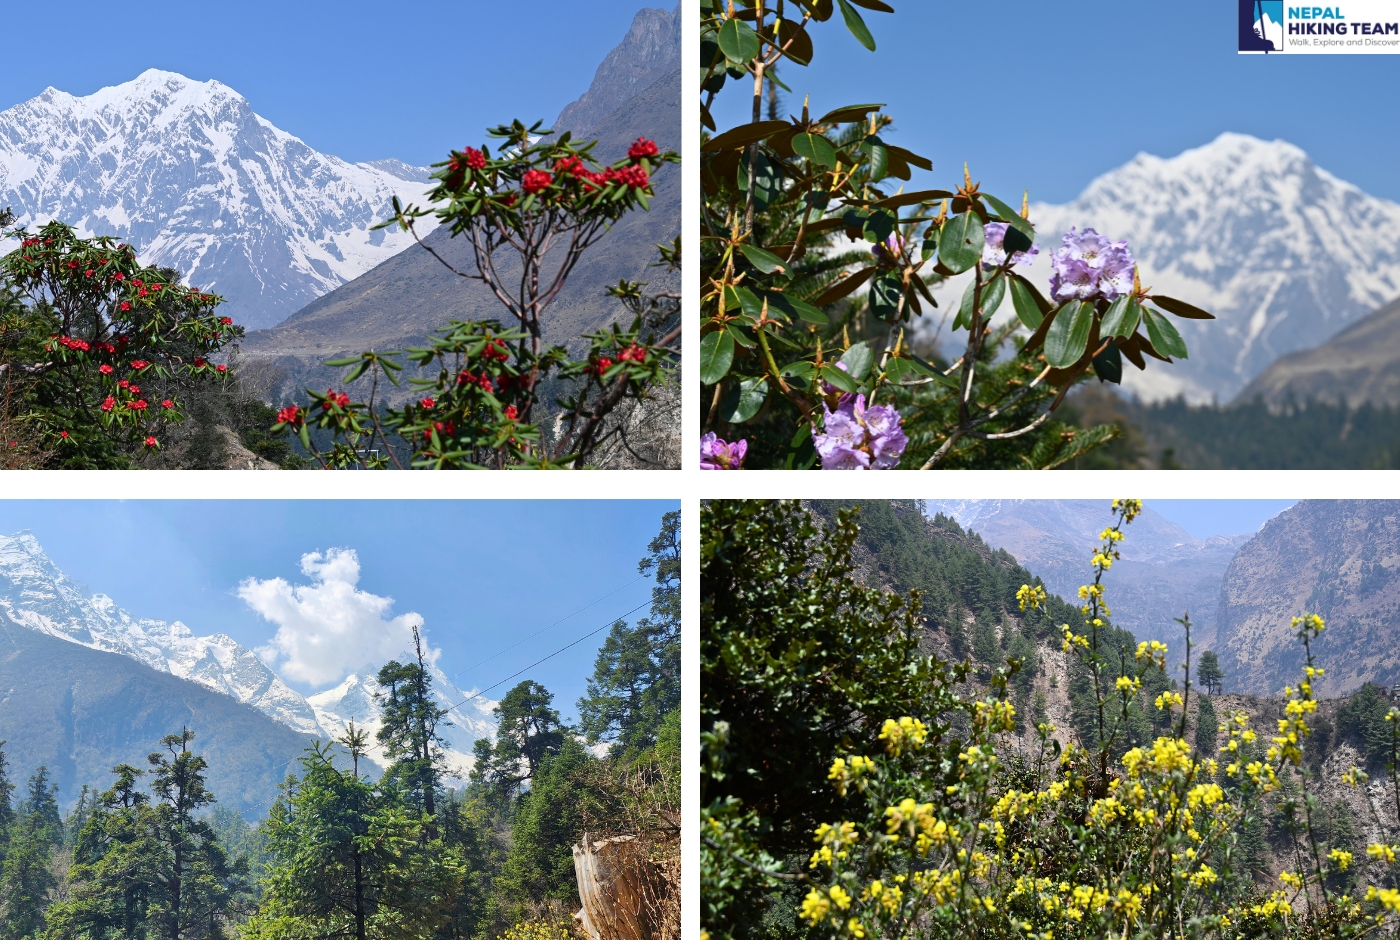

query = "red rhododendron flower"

[59,430,69,439]
[220,317,232,325]
[215,364,227,373]
[616,165,649,189]
[67,260,78,269]
[595,356,614,375]
[84,269,94,277]
[276,405,300,424]
[128,385,141,396]
[114,272,124,281]
[193,357,207,367]
[420,397,435,409]
[505,405,518,420]
[99,364,113,375]
[118,380,130,389]
[119,301,132,312]
[628,137,659,160]
[138,287,148,297]
[464,147,486,170]
[100,397,115,412]
[161,399,174,409]
[145,436,157,447]
[522,169,552,194]
[131,360,149,370]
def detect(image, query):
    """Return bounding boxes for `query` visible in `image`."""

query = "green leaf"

[1143,308,1189,359]
[868,271,902,321]
[863,135,889,181]
[838,342,875,381]
[1100,296,1141,338]
[766,292,829,325]
[736,150,783,210]
[343,359,370,384]
[958,273,1004,326]
[847,0,894,10]
[981,193,1034,237]
[1092,341,1122,384]
[700,329,736,384]
[792,132,838,167]
[1149,295,1216,320]
[1009,276,1044,330]
[1002,225,1034,257]
[821,363,858,393]
[719,376,769,423]
[718,16,761,64]
[938,212,985,274]
[739,244,787,274]
[723,285,761,323]
[701,120,790,153]
[834,0,877,49]
[726,324,755,348]
[323,356,360,367]
[861,208,896,244]
[1043,300,1093,368]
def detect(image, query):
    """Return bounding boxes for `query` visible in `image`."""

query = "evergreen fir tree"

[470,681,564,804]
[0,816,57,940]
[21,767,61,847]
[375,626,449,822]
[1197,651,1226,695]
[1194,694,1218,766]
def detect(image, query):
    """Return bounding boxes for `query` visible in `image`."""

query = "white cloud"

[239,548,430,688]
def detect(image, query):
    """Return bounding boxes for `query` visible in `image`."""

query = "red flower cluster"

[422,420,457,442]
[57,336,91,352]
[456,370,496,393]
[617,343,647,363]
[145,436,158,447]
[100,397,115,412]
[481,339,509,362]
[628,137,659,160]
[67,260,78,269]
[220,317,233,325]
[137,287,148,298]
[114,272,125,281]
[276,405,302,425]
[97,342,117,354]
[504,405,518,420]
[128,385,141,395]
[118,380,130,389]
[613,164,649,189]
[465,147,486,170]
[215,364,227,373]
[126,400,148,411]
[99,364,113,375]
[20,238,38,247]
[555,155,587,179]
[522,169,553,195]
[193,357,207,367]
[321,390,352,410]
[592,356,614,376]
[161,399,174,410]
[131,360,150,370]
[419,397,435,409]
[119,302,132,312]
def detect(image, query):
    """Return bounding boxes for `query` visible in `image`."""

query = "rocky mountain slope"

[1024,133,1400,404]
[0,69,435,329]
[0,531,495,773]
[1215,500,1400,697]
[926,500,1252,650]
[237,5,680,404]
[1235,295,1400,407]
[0,625,315,812]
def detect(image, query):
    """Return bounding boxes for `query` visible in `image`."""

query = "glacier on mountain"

[1011,133,1400,403]
[0,531,494,774]
[0,69,438,330]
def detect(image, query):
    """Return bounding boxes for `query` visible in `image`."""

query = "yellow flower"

[1330,849,1353,872]
[1369,886,1400,913]
[1369,843,1398,864]
[829,885,852,910]
[1279,871,1304,890]
[1017,584,1047,611]
[800,890,831,925]
[847,918,865,938]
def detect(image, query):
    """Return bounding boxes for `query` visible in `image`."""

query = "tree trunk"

[572,834,674,940]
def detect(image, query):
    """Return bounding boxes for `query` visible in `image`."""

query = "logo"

[1240,0,1285,51]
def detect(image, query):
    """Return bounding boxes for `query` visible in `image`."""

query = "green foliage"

[0,816,56,940]
[1196,693,1219,764]
[20,767,61,847]
[578,511,680,756]
[1198,651,1226,695]
[243,742,463,940]
[374,628,449,820]
[1337,682,1396,770]
[471,682,565,806]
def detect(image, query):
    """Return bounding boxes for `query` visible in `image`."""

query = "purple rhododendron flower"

[871,232,904,267]
[981,222,1039,268]
[700,432,746,470]
[1048,227,1135,303]
[812,394,907,470]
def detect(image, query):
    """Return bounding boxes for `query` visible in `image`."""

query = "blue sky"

[1151,500,1296,539]
[0,500,675,724]
[0,0,660,168]
[711,0,1400,202]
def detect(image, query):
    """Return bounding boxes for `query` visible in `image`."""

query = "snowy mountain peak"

[0,531,495,772]
[0,71,437,329]
[1022,132,1400,403]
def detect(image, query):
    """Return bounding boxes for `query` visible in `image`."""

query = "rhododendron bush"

[702,499,1400,939]
[0,210,239,468]
[699,2,1216,469]
[275,120,680,469]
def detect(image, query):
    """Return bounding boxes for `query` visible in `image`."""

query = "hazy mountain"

[237,6,680,403]
[0,69,435,329]
[0,625,315,813]
[926,500,1252,650]
[1024,133,1400,404]
[1215,500,1400,697]
[1234,295,1400,407]
[0,531,496,772]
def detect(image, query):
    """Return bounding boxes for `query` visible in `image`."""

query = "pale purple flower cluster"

[871,232,904,267]
[700,432,747,470]
[813,394,907,470]
[1048,227,1135,303]
[981,222,1039,268]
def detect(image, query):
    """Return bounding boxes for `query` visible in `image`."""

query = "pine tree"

[1194,693,1218,764]
[0,743,14,838]
[1197,651,1226,695]
[243,741,464,940]
[577,511,680,755]
[0,815,57,940]
[470,681,564,803]
[21,767,61,846]
[375,626,449,822]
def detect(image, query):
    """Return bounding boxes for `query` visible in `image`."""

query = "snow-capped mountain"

[0,70,436,329]
[0,531,495,773]
[1022,133,1400,403]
